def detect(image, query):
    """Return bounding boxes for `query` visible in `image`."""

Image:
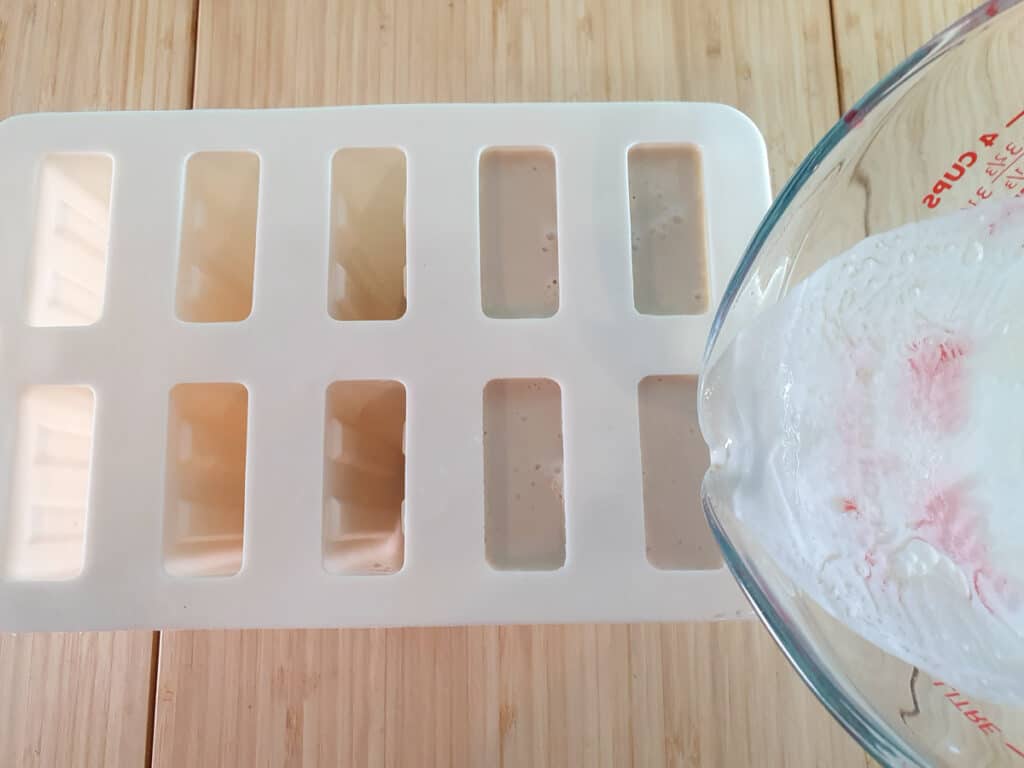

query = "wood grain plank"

[831,0,978,110]
[0,1,196,766]
[0,0,196,117]
[191,0,838,190]
[0,632,157,767]
[154,0,867,765]
[156,623,871,768]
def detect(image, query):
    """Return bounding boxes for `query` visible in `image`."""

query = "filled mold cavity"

[175,151,259,322]
[637,375,720,570]
[4,386,95,580]
[323,380,406,574]
[479,147,559,318]
[328,148,407,321]
[163,383,248,577]
[627,144,709,315]
[27,153,113,327]
[482,378,565,570]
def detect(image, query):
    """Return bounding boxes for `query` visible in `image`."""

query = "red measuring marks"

[931,681,1024,760]
[922,151,978,209]
[921,106,1024,209]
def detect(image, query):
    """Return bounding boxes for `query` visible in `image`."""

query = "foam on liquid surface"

[702,199,1024,704]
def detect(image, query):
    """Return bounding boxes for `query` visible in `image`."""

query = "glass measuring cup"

[699,2,1024,765]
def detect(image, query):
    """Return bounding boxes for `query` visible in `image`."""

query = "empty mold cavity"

[164,383,248,577]
[637,375,720,570]
[329,148,407,321]
[483,379,565,570]
[27,154,113,327]
[323,381,406,574]
[627,144,709,315]
[175,152,259,322]
[4,386,94,580]
[479,147,559,318]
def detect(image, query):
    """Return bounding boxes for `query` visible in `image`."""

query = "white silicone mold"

[0,103,770,630]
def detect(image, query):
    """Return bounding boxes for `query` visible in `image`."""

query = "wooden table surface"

[0,1,978,766]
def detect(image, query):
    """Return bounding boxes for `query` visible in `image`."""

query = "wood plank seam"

[828,0,848,113]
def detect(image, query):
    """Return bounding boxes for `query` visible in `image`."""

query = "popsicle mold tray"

[0,103,769,631]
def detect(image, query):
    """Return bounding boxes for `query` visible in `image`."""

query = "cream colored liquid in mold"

[638,375,719,570]
[701,199,1024,704]
[628,144,708,315]
[483,379,566,570]
[479,148,559,318]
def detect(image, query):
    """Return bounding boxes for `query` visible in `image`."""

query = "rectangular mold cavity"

[482,379,565,570]
[164,383,248,577]
[479,147,559,318]
[628,144,709,315]
[323,381,406,574]
[637,375,720,570]
[175,151,259,322]
[4,386,95,580]
[328,148,407,321]
[27,154,113,327]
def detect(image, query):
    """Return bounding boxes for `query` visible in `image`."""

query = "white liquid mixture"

[701,199,1024,704]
